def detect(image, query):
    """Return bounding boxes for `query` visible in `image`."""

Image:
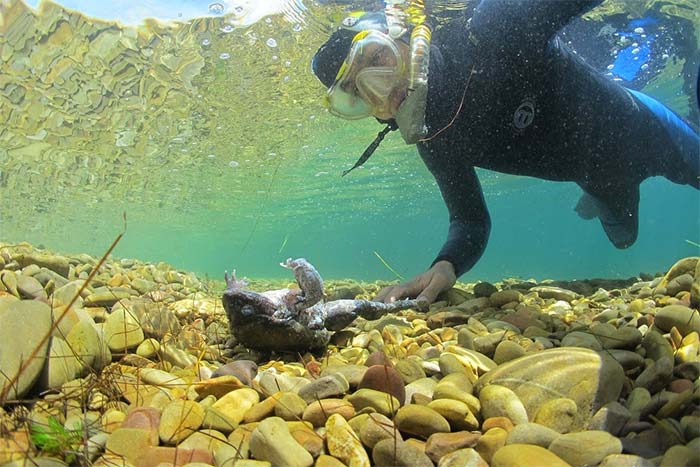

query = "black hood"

[312,28,356,88]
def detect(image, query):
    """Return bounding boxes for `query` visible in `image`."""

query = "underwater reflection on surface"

[1,0,698,280]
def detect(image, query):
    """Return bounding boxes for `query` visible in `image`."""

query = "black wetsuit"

[420,0,700,276]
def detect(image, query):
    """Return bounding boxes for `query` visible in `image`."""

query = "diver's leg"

[580,183,641,249]
[628,89,700,189]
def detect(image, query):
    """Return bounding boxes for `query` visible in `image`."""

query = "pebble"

[493,340,526,364]
[273,391,307,421]
[561,331,603,350]
[548,430,623,466]
[159,399,205,444]
[302,398,355,427]
[249,417,313,467]
[427,398,480,431]
[357,412,400,449]
[326,413,370,467]
[491,444,571,467]
[425,431,481,463]
[372,438,433,467]
[347,388,400,417]
[297,373,349,403]
[479,384,529,425]
[482,416,514,432]
[0,298,52,399]
[654,304,700,336]
[437,448,489,467]
[587,401,631,435]
[533,397,578,433]
[490,290,522,307]
[103,307,145,351]
[212,360,258,385]
[641,330,674,361]
[505,422,560,447]
[244,391,282,423]
[395,404,451,439]
[661,445,699,467]
[358,364,406,405]
[531,286,578,302]
[635,356,674,393]
[203,388,259,432]
[474,427,508,464]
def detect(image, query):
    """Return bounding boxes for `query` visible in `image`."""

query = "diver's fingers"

[374,286,395,303]
[416,276,445,305]
[376,282,420,303]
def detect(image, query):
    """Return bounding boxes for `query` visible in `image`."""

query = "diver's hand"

[375,261,457,305]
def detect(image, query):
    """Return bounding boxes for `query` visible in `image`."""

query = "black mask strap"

[342,121,398,176]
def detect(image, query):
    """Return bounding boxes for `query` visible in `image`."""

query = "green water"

[1,0,698,282]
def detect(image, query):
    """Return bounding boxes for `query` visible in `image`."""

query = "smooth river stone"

[326,413,370,467]
[475,347,624,431]
[548,430,622,466]
[0,297,52,399]
[491,444,571,467]
[654,305,700,336]
[479,384,529,425]
[249,417,313,467]
[103,307,144,351]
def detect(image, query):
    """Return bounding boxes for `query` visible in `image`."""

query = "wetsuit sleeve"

[470,0,604,52]
[417,144,491,277]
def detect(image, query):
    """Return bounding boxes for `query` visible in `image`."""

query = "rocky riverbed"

[0,241,698,467]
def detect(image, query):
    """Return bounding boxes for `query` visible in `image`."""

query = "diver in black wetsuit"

[312,0,700,304]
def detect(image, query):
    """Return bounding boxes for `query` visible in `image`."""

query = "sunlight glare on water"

[1,0,698,281]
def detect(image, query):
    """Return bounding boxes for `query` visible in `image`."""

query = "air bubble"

[631,48,640,55]
[271,55,279,61]
[219,52,231,60]
[266,38,278,48]
[265,17,272,24]
[633,27,644,34]
[209,2,224,14]
[293,24,302,32]
[202,39,211,46]
[229,160,239,168]
[662,53,669,60]
[606,64,614,70]
[220,25,234,33]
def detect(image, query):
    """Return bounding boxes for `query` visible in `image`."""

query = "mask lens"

[326,31,405,120]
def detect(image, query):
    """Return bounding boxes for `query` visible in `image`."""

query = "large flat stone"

[0,297,52,399]
[476,347,623,431]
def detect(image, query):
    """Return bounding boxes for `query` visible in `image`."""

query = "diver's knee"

[601,220,637,249]
[611,236,636,249]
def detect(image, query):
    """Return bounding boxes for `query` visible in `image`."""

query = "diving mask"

[326,30,408,120]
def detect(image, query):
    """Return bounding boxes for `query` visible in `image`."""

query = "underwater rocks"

[0,243,699,466]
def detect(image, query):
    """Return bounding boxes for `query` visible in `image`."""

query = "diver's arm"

[470,0,604,50]
[374,147,489,304]
[424,157,491,277]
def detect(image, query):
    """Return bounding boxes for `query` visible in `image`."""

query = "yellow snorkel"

[387,0,432,143]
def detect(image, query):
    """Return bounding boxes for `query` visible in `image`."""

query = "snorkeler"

[311,0,700,304]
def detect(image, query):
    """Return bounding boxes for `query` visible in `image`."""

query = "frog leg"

[280,258,325,310]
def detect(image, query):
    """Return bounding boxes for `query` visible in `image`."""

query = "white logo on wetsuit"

[513,99,535,130]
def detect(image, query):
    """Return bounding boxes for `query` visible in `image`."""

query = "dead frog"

[222,258,425,352]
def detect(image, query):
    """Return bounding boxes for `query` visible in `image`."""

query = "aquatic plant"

[373,251,405,281]
[29,416,83,464]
